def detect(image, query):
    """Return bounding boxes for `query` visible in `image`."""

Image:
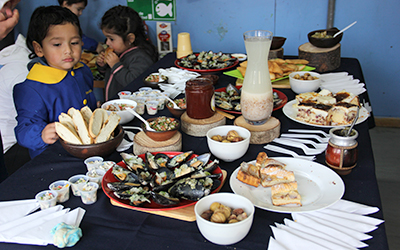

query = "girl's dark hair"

[26,6,83,59]
[57,0,87,6]
[101,5,158,62]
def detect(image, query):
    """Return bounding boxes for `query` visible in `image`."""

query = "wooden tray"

[110,170,227,221]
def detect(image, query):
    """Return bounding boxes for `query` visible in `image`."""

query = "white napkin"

[275,223,356,250]
[270,225,330,250]
[0,199,39,224]
[269,199,384,249]
[282,219,359,250]
[319,72,366,96]
[327,199,379,215]
[158,67,200,98]
[0,205,85,246]
[267,236,288,250]
[116,129,138,152]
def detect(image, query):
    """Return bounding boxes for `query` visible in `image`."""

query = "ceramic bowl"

[141,117,180,141]
[59,125,124,159]
[194,192,255,245]
[206,125,251,162]
[166,98,186,118]
[308,27,343,48]
[271,36,287,50]
[231,53,247,61]
[289,71,321,94]
[101,99,137,124]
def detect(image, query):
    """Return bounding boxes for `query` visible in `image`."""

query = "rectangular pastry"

[271,181,302,206]
[236,169,260,187]
[308,103,331,125]
[260,168,295,187]
[327,102,359,126]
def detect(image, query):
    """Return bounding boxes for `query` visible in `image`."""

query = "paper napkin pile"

[319,72,366,96]
[158,67,200,98]
[268,199,384,250]
[0,199,85,247]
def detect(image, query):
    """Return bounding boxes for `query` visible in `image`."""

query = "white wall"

[14,0,400,118]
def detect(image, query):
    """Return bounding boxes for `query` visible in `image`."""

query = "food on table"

[294,89,360,126]
[292,72,319,80]
[236,58,309,81]
[145,73,167,82]
[72,177,87,184]
[236,152,302,206]
[176,51,237,70]
[271,181,302,206]
[80,183,98,204]
[148,116,179,131]
[36,191,57,209]
[211,130,244,143]
[80,52,97,68]
[98,161,115,171]
[214,84,283,112]
[56,107,121,145]
[108,152,222,207]
[200,202,248,224]
[38,191,56,201]
[104,47,114,57]
[311,31,333,39]
[146,101,158,115]
[50,182,70,203]
[167,98,186,109]
[105,103,135,111]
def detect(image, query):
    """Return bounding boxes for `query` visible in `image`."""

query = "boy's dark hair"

[57,0,87,6]
[101,5,158,62]
[26,6,83,59]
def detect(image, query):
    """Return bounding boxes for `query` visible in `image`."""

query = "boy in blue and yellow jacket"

[13,6,96,159]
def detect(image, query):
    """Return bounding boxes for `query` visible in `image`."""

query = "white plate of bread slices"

[230,156,344,213]
[283,89,369,128]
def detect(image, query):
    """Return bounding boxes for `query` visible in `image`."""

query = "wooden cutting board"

[110,170,227,221]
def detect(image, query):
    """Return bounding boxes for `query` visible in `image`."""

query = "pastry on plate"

[271,181,302,206]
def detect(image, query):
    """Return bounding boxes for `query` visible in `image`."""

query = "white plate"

[229,157,344,213]
[283,99,369,128]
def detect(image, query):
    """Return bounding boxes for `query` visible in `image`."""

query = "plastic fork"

[280,133,329,143]
[264,145,316,161]
[272,138,327,155]
[288,129,330,138]
[126,108,156,131]
[280,138,328,149]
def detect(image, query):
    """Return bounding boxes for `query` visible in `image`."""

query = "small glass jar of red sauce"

[325,127,358,175]
[185,78,215,119]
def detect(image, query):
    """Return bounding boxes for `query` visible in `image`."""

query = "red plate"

[215,86,288,115]
[102,152,224,211]
[174,54,239,73]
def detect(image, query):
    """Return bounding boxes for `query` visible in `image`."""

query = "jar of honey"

[185,78,215,119]
[325,127,358,175]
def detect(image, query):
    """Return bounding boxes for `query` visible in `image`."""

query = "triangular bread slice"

[89,108,108,139]
[71,109,92,144]
[95,113,121,143]
[80,106,93,126]
[55,122,83,145]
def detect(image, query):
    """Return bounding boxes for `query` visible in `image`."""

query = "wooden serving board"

[181,112,226,137]
[110,170,227,222]
[133,131,182,155]
[234,116,281,144]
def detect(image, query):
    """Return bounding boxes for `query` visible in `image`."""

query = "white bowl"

[194,192,255,245]
[206,125,250,162]
[289,71,321,94]
[101,99,137,125]
[231,53,247,61]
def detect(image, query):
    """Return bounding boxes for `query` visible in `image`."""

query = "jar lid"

[186,78,213,87]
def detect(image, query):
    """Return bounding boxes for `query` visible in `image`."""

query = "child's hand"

[41,123,59,144]
[96,52,106,67]
[105,51,119,68]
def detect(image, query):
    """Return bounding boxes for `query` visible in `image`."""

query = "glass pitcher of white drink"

[241,30,273,125]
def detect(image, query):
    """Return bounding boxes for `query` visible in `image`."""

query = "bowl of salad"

[101,99,137,124]
[142,116,180,141]
[166,98,186,118]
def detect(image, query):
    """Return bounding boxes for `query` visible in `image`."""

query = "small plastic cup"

[97,161,115,172]
[86,169,106,188]
[145,94,157,102]
[146,101,159,115]
[118,91,132,99]
[68,174,89,196]
[79,182,99,205]
[134,97,146,115]
[35,190,58,210]
[84,156,104,172]
[49,180,71,203]
[156,96,166,110]
[139,87,152,92]
[150,89,162,95]
[135,91,147,97]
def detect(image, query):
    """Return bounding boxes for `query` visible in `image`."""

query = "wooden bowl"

[141,117,180,141]
[59,125,124,159]
[167,105,186,118]
[308,28,342,48]
[143,73,168,89]
[271,36,287,50]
